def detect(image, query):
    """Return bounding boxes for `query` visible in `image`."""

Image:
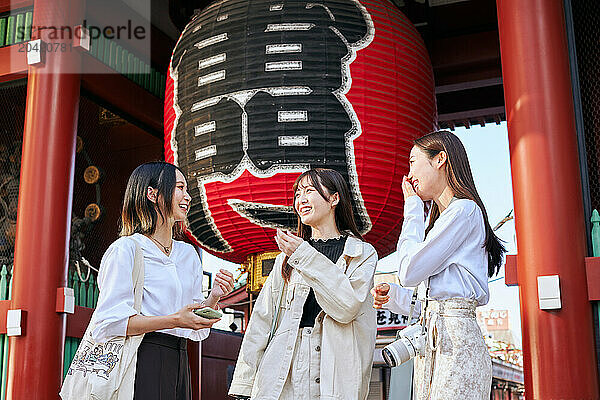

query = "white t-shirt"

[385,196,490,315]
[91,233,209,342]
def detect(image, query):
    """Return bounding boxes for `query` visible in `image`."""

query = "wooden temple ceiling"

[397,0,505,130]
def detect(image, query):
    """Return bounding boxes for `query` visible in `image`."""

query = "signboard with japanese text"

[376,309,410,331]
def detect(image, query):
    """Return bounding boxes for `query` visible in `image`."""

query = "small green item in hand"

[193,306,223,319]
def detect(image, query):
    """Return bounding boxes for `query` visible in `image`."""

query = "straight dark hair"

[414,130,506,277]
[119,161,186,239]
[282,168,363,282]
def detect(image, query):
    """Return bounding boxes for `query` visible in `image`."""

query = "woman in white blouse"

[92,162,235,400]
[372,131,505,399]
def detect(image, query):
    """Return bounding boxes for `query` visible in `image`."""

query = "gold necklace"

[147,235,172,255]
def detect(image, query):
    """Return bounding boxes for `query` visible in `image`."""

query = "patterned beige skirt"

[413,298,491,400]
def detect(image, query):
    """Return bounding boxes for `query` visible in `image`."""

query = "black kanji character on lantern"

[388,312,403,325]
[169,0,373,252]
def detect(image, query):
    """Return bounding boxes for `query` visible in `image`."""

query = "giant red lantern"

[164,0,436,264]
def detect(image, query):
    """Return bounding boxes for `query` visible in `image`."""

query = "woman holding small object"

[371,131,505,399]
[229,168,378,400]
[91,162,235,400]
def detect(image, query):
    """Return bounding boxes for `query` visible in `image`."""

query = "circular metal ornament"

[84,203,102,221]
[83,166,101,184]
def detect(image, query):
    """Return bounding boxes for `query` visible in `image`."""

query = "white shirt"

[91,233,209,342]
[385,196,490,315]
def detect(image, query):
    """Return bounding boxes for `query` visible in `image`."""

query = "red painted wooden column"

[8,0,82,397]
[497,0,599,398]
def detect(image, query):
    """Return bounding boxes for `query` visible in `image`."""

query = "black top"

[299,236,347,328]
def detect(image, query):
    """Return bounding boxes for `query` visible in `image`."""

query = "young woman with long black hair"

[91,162,235,400]
[229,168,378,400]
[372,131,505,399]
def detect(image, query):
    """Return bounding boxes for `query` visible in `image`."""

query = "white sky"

[201,121,522,346]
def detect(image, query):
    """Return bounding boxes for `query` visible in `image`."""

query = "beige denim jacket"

[229,236,378,400]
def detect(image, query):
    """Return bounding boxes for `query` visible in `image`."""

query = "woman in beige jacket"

[229,168,378,400]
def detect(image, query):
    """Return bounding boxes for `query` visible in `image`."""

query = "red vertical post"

[497,0,599,398]
[8,0,82,398]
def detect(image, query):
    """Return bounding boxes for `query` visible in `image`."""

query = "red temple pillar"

[497,0,599,398]
[8,0,82,398]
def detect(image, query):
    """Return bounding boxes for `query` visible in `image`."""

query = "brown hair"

[282,169,363,282]
[414,130,505,277]
[119,161,186,239]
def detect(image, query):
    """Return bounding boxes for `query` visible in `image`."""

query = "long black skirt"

[133,331,191,400]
